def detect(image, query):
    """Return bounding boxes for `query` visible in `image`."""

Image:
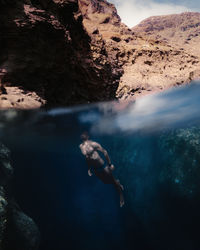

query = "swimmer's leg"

[101,167,125,207]
[113,179,124,207]
[116,179,124,191]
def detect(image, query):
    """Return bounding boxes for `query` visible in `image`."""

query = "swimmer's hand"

[120,199,125,208]
[109,164,115,171]
[88,169,93,176]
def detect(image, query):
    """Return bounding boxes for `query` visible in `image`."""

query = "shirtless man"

[79,132,124,207]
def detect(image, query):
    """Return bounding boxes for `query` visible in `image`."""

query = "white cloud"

[110,0,193,28]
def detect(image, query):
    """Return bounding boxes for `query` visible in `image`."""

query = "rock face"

[0,0,122,108]
[80,2,200,100]
[0,142,40,250]
[0,0,200,107]
[132,12,200,56]
[128,12,200,99]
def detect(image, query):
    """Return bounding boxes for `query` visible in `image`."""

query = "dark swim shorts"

[93,166,114,184]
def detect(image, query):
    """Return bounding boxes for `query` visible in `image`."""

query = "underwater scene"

[1,82,200,250]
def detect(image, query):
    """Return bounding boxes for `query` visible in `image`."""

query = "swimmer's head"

[81,132,89,141]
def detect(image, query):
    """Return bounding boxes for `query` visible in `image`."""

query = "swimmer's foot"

[120,199,125,208]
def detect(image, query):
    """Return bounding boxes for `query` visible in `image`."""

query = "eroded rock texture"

[0,142,40,250]
[78,1,200,101]
[158,127,200,196]
[0,0,122,108]
[1,1,200,107]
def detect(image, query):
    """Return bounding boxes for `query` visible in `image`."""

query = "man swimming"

[79,132,124,207]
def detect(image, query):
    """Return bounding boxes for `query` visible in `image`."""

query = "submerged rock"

[0,187,7,248]
[4,201,40,250]
[0,143,40,250]
[159,126,200,196]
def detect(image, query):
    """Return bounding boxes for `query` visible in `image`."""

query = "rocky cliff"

[132,12,200,56]
[0,0,200,107]
[0,0,122,108]
[0,142,40,250]
[128,12,200,99]
[79,2,200,100]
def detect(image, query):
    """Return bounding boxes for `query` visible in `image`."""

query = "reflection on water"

[1,82,200,250]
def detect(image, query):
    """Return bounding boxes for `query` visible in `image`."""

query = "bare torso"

[79,140,105,168]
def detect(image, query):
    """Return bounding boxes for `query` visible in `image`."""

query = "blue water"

[1,82,200,250]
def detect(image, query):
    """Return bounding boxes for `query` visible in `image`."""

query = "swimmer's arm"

[93,142,112,166]
[88,168,92,176]
[79,144,86,155]
[79,144,93,176]
[86,162,93,177]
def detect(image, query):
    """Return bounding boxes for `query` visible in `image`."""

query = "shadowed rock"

[0,143,40,250]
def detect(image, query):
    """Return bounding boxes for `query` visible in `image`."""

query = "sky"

[109,0,200,28]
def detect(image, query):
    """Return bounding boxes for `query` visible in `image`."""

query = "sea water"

[1,82,200,250]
